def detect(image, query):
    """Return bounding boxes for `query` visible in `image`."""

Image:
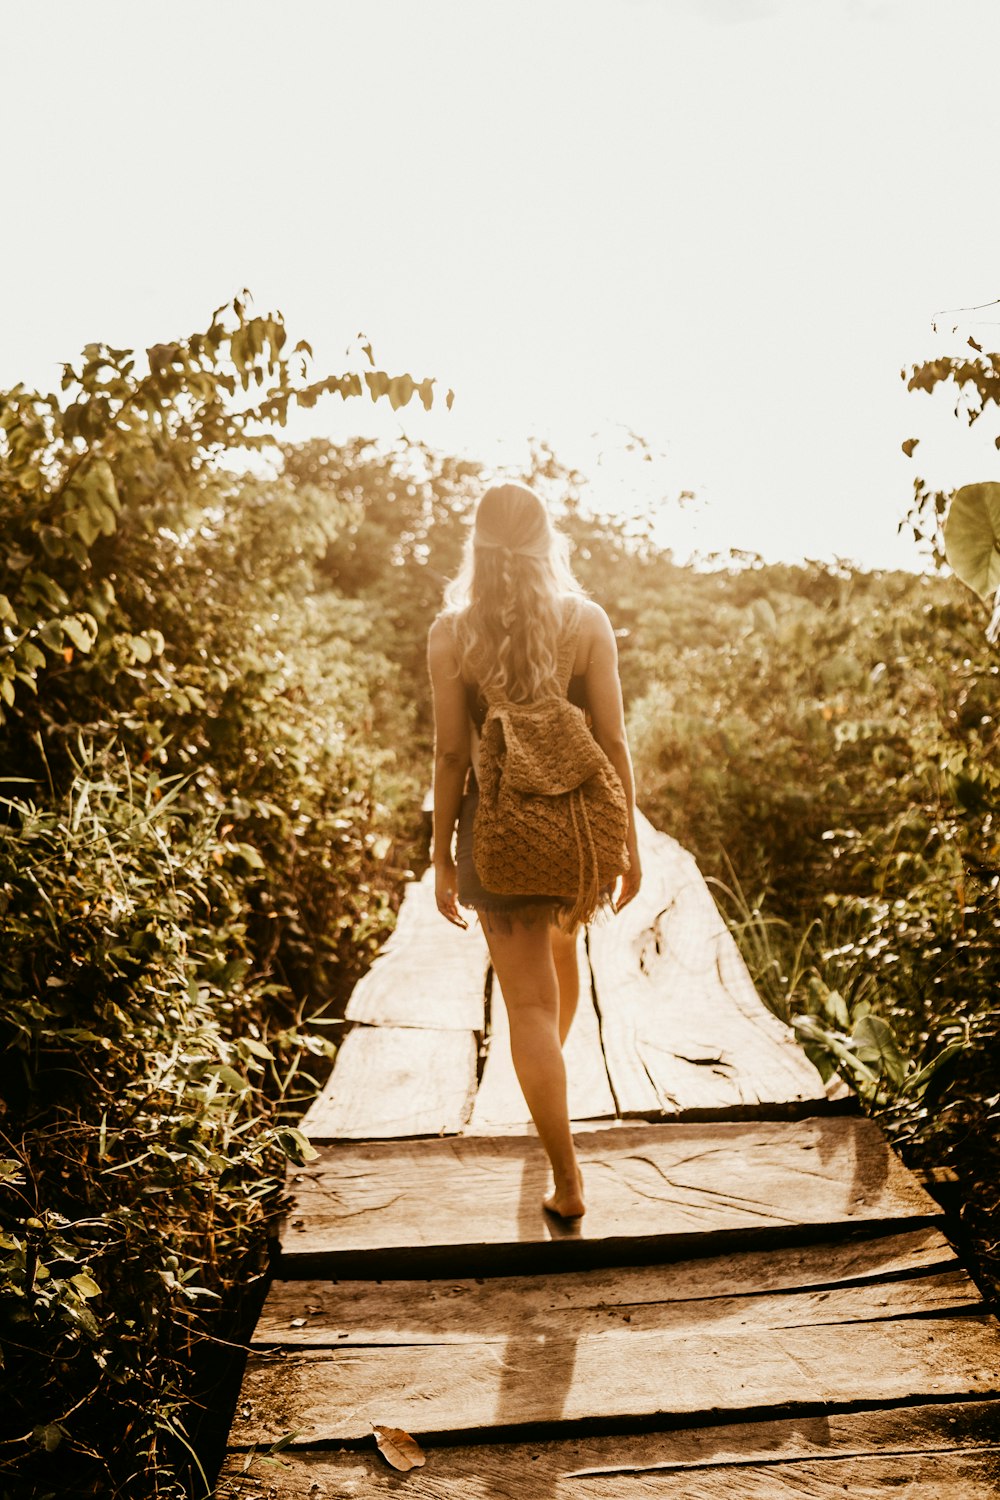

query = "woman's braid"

[499,549,517,636]
[496,549,518,694]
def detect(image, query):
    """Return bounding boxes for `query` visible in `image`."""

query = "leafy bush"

[1,747,326,1494]
[621,558,999,1306]
[0,306,448,1495]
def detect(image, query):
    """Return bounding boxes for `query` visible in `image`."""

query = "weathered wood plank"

[298,1025,478,1141]
[220,1452,1000,1500]
[257,1227,968,1345]
[279,1116,939,1276]
[222,1449,1000,1499]
[230,1314,1000,1445]
[261,1268,977,1347]
[257,1272,976,1348]
[589,815,849,1118]
[344,870,489,1031]
[220,1401,1000,1497]
[469,934,616,1130]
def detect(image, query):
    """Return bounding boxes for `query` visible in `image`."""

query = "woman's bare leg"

[550,924,581,1046]
[482,914,585,1217]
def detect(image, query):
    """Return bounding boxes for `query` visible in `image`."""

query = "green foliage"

[0,306,444,1495]
[0,296,444,742]
[902,334,1000,641]
[624,564,996,901]
[278,436,482,711]
[0,748,331,1495]
[625,557,999,1304]
[715,875,970,1108]
[905,335,1000,440]
[944,482,1000,603]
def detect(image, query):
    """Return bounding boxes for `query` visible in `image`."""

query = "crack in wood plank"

[565,1440,1000,1479]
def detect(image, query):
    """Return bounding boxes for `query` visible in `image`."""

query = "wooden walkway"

[217,815,1000,1497]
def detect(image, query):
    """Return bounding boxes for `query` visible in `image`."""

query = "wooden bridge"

[218,815,1000,1497]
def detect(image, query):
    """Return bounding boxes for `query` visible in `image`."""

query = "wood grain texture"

[469,933,616,1130]
[219,1401,1000,1498]
[221,1453,1000,1500]
[343,870,489,1031]
[279,1116,940,1276]
[589,815,849,1119]
[298,1025,478,1142]
[256,1270,976,1349]
[257,1227,968,1346]
[230,1314,1000,1445]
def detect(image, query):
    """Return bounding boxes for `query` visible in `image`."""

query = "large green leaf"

[944,482,1000,601]
[899,1039,965,1098]
[852,1014,907,1087]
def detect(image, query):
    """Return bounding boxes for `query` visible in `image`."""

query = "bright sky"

[3,0,999,569]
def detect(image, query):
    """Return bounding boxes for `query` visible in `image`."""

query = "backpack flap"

[482,699,606,798]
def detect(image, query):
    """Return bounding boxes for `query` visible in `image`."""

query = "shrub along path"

[217,816,1000,1497]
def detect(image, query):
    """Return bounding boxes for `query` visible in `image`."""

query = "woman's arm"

[582,603,642,912]
[427,614,472,928]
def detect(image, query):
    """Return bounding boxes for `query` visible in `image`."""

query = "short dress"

[453,602,593,930]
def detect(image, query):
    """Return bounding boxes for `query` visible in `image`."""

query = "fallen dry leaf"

[372,1423,426,1471]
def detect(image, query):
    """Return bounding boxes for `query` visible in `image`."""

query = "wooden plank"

[298,1025,478,1141]
[257,1274,977,1349]
[256,1227,967,1345]
[220,1451,1000,1500]
[469,933,616,1130]
[219,1402,1000,1497]
[230,1314,1000,1445]
[279,1116,940,1276]
[376,865,458,954]
[344,870,489,1031]
[589,815,849,1119]
[223,1451,1000,1500]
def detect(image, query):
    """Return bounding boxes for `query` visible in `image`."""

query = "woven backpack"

[471,598,630,927]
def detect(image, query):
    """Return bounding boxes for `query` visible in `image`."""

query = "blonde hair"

[442,483,585,703]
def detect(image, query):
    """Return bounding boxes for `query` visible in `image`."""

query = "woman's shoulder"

[566,595,612,637]
[427,609,460,664]
[565,596,613,677]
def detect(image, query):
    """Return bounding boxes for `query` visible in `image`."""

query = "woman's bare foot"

[543,1173,585,1218]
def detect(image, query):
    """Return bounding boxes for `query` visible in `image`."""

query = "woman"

[427,483,641,1219]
